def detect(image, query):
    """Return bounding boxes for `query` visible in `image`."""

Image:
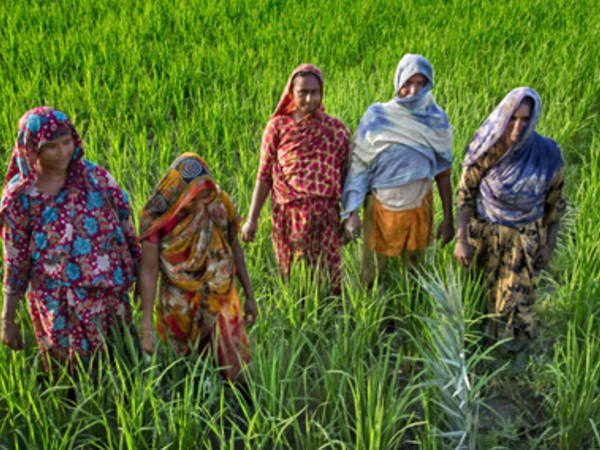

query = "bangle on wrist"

[456,237,468,243]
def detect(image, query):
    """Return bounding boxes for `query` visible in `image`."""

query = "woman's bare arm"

[1,292,24,350]
[240,179,271,243]
[138,241,160,354]
[231,237,258,325]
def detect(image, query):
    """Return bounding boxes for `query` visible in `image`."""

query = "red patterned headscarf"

[0,107,84,216]
[271,64,324,119]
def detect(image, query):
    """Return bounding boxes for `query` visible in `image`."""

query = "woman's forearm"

[545,221,560,249]
[435,172,454,223]
[246,179,271,224]
[455,210,470,239]
[139,273,158,326]
[1,291,21,323]
[139,242,160,328]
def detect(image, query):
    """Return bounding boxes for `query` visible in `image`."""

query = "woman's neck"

[290,110,311,124]
[34,165,68,196]
[494,140,511,160]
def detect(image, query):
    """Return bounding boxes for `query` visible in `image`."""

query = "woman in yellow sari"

[138,154,258,380]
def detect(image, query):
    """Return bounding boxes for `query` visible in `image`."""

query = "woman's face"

[291,74,322,118]
[37,133,75,174]
[500,101,532,149]
[398,73,428,98]
[182,188,215,215]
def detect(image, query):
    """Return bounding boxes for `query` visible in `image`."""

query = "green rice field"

[1,0,600,447]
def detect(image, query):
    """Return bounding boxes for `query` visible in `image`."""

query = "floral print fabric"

[257,64,350,288]
[139,154,250,378]
[257,114,351,206]
[272,198,343,288]
[0,107,141,368]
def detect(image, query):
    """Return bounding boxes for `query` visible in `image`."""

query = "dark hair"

[520,96,534,109]
[292,71,322,89]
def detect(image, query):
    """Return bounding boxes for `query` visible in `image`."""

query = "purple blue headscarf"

[465,87,564,226]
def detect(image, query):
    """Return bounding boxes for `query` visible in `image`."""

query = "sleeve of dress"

[337,121,352,185]
[256,118,279,183]
[455,144,504,217]
[544,166,566,225]
[143,228,161,245]
[220,191,241,244]
[1,199,32,297]
[104,170,143,264]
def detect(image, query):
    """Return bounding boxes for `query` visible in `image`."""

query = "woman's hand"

[141,324,154,355]
[244,296,259,327]
[240,220,258,243]
[437,218,455,248]
[533,244,553,271]
[1,321,24,351]
[454,240,473,267]
[343,211,361,244]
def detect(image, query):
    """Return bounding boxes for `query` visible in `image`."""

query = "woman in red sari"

[241,64,351,291]
[0,107,140,372]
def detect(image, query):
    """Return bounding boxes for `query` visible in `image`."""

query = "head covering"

[341,54,453,217]
[139,153,218,238]
[463,87,541,166]
[271,64,324,119]
[466,87,564,226]
[394,53,434,107]
[0,107,83,216]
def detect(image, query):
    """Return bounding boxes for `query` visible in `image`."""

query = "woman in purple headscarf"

[454,88,565,345]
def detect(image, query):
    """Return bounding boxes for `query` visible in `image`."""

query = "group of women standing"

[0,54,565,381]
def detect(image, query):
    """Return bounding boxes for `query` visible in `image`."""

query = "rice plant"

[410,267,505,449]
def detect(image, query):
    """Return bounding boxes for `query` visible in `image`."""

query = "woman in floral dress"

[0,107,141,371]
[241,64,351,291]
[454,88,566,343]
[138,153,258,380]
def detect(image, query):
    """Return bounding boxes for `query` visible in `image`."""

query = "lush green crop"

[1,0,599,447]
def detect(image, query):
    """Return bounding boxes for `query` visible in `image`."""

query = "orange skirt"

[367,190,433,257]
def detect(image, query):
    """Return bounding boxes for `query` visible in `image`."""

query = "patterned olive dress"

[456,143,566,339]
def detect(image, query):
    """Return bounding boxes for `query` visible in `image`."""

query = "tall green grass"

[1,0,600,447]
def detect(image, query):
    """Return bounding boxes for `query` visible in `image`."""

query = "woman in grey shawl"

[342,54,454,286]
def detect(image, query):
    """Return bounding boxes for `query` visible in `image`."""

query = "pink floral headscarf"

[0,106,84,216]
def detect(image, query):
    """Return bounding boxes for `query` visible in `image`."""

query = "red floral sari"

[0,107,140,370]
[256,64,351,289]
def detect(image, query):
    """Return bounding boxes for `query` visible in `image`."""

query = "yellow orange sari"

[139,153,250,379]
